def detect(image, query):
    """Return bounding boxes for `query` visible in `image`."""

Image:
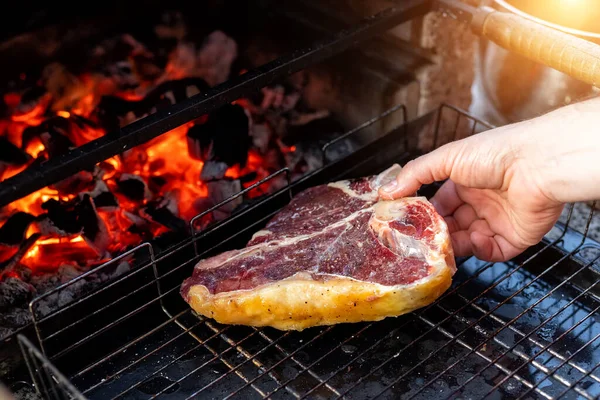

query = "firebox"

[2,0,600,399]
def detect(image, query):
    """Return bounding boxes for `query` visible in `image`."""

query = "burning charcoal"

[51,170,95,195]
[104,60,139,90]
[148,176,167,193]
[82,180,118,210]
[141,201,186,232]
[76,195,110,257]
[207,179,243,213]
[239,172,258,184]
[0,137,30,178]
[117,173,151,202]
[21,115,67,150]
[200,160,229,181]
[0,233,41,276]
[0,278,35,312]
[164,31,237,87]
[250,123,272,154]
[0,212,35,246]
[186,103,250,167]
[9,85,49,117]
[39,199,80,236]
[93,192,119,210]
[132,54,163,82]
[39,128,75,158]
[96,78,209,130]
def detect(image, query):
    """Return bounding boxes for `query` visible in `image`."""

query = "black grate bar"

[321,103,407,164]
[519,332,600,399]
[189,168,292,238]
[453,288,600,385]
[111,322,236,399]
[247,323,373,399]
[17,335,86,400]
[30,242,153,324]
[80,313,204,393]
[41,267,161,343]
[358,242,590,400]
[152,324,293,399]
[334,234,577,398]
[417,314,554,399]
[73,308,189,379]
[214,326,336,399]
[298,233,569,399]
[454,285,600,383]
[515,329,600,399]
[0,0,430,209]
[396,253,600,400]
[154,317,273,399]
[555,358,600,399]
[50,283,183,361]
[197,320,303,399]
[254,328,342,397]
[481,304,600,399]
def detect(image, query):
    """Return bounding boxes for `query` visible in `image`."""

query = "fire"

[0,89,269,277]
[0,30,286,279]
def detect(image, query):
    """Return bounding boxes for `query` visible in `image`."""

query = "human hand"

[378,98,600,262]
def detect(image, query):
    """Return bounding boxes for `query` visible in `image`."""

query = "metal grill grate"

[18,104,600,400]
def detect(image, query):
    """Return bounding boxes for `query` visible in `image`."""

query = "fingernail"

[381,181,398,192]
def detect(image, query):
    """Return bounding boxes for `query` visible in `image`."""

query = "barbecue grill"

[4,0,600,399]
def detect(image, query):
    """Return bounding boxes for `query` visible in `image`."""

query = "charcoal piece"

[200,160,228,181]
[284,114,344,146]
[96,78,209,130]
[141,203,186,232]
[148,176,167,193]
[250,123,272,154]
[123,210,149,229]
[0,233,40,275]
[13,85,47,115]
[51,170,94,195]
[76,195,110,256]
[21,116,69,151]
[83,180,118,210]
[39,128,75,158]
[19,86,47,106]
[0,137,30,166]
[207,179,242,213]
[0,277,35,311]
[117,174,151,202]
[0,212,35,246]
[186,103,250,167]
[40,199,80,235]
[93,192,119,210]
[239,171,257,184]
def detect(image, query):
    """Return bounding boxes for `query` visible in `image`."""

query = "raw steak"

[181,164,455,330]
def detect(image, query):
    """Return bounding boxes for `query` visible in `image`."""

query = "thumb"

[378,142,457,200]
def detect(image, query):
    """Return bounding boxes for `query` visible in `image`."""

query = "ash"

[0,260,131,341]
[0,10,358,339]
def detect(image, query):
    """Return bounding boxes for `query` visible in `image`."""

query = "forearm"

[517,96,600,204]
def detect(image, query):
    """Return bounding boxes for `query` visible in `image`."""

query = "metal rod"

[0,0,431,208]
[402,255,600,400]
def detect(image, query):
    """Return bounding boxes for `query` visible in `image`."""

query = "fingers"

[450,218,524,262]
[379,142,458,199]
[470,231,522,262]
[430,180,463,216]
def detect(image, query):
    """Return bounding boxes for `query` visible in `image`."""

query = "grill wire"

[17,104,600,400]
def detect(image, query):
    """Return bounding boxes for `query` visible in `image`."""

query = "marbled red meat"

[181,164,452,298]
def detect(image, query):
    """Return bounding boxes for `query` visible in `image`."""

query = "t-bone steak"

[181,164,456,330]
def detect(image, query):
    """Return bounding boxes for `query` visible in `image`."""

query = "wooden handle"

[472,8,600,87]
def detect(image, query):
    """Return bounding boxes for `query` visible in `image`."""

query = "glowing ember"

[0,25,340,282]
